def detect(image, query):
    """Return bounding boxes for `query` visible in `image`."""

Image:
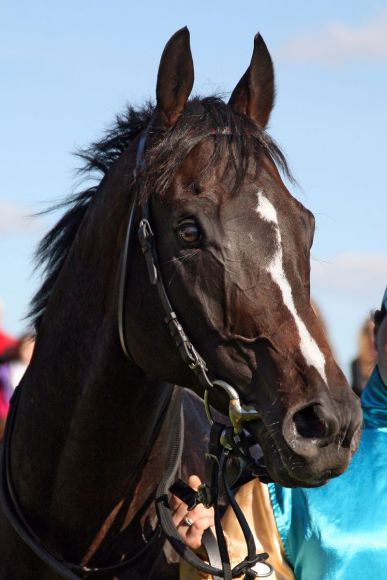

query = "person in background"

[0,300,17,356]
[350,316,377,396]
[7,333,35,389]
[176,286,387,580]
[0,363,12,438]
[0,333,35,438]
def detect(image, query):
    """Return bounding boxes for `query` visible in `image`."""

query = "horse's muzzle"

[282,394,362,459]
[247,390,362,487]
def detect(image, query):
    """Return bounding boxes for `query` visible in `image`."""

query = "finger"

[185,518,215,550]
[187,516,215,533]
[187,474,202,491]
[175,514,216,550]
[176,520,216,551]
[186,503,214,522]
[171,501,190,526]
[171,474,201,511]
[169,493,183,512]
[172,501,210,529]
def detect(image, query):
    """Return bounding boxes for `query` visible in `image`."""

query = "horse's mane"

[29,96,291,330]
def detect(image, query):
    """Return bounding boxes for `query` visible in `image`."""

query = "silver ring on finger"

[183,516,194,527]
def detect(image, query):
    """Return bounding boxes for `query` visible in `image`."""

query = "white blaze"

[256,191,327,384]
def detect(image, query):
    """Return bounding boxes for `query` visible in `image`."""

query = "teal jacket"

[268,368,387,580]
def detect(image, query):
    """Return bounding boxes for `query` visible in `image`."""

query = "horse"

[0,28,362,579]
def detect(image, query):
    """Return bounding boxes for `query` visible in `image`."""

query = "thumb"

[188,474,202,491]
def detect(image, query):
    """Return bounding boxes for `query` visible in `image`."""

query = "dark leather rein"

[0,383,180,579]
[0,127,273,579]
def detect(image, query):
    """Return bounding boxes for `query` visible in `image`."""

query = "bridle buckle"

[204,380,261,434]
[138,218,158,285]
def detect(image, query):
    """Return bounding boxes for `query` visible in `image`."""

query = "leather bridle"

[118,127,265,427]
[118,129,214,393]
[0,125,273,579]
[118,126,273,579]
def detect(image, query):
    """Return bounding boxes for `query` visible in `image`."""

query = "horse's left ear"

[155,27,194,129]
[228,34,275,129]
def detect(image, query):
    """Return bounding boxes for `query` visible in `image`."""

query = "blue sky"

[1,1,386,375]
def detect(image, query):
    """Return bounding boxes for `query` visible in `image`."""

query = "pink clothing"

[0,330,17,356]
[0,363,12,420]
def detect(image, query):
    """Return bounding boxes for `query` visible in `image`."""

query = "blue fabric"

[268,367,387,580]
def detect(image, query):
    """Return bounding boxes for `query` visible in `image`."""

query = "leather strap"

[156,421,273,579]
[202,528,222,580]
[0,386,175,578]
[117,131,148,360]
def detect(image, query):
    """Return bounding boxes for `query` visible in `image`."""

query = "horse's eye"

[177,219,202,244]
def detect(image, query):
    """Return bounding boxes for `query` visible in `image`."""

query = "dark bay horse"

[0,28,361,579]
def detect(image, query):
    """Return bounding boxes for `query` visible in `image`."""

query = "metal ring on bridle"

[204,380,261,434]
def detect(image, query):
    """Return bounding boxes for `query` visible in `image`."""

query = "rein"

[0,382,179,579]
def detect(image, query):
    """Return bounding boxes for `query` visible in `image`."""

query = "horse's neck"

[10,182,174,560]
[11,322,173,560]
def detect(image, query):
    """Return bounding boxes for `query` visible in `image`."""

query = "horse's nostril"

[293,404,330,439]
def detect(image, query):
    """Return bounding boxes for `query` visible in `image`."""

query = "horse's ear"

[228,34,275,129]
[155,27,194,129]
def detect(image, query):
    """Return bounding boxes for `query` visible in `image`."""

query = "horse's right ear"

[228,34,275,129]
[155,27,194,129]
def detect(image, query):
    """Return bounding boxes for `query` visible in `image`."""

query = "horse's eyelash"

[187,182,200,194]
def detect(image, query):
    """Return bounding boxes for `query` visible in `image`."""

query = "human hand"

[170,475,215,550]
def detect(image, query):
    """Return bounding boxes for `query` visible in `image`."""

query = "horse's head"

[125,29,362,487]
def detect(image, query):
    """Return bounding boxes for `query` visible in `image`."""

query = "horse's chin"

[246,419,341,489]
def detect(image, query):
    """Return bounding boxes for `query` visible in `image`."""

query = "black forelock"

[28,96,291,329]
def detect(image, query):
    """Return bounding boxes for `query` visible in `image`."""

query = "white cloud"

[0,200,45,234]
[311,252,387,303]
[279,12,387,64]
[311,252,387,372]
